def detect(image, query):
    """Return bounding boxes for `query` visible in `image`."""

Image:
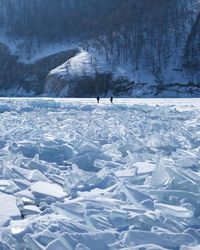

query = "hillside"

[0,0,199,97]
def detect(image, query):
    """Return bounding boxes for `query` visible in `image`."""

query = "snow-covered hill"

[45,47,200,97]
[0,0,200,97]
[45,0,200,97]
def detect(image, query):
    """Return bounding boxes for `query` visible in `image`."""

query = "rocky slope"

[0,42,77,96]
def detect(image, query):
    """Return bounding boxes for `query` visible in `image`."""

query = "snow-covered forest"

[0,0,200,97]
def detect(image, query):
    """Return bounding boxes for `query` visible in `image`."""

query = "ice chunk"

[0,140,7,149]
[109,210,131,229]
[30,181,66,200]
[120,244,169,250]
[94,160,123,170]
[184,228,200,242]
[150,157,174,188]
[155,203,194,219]
[115,167,137,178]
[0,216,11,227]
[38,144,64,164]
[19,141,38,158]
[166,167,200,192]
[83,167,116,190]
[87,213,113,230]
[0,180,19,193]
[77,187,112,198]
[148,190,200,207]
[24,234,44,250]
[28,158,50,172]
[118,143,138,156]
[76,243,90,250]
[61,144,76,159]
[28,157,60,175]
[52,200,85,220]
[28,170,50,182]
[45,238,72,250]
[54,232,118,250]
[134,161,155,175]
[64,164,92,197]
[3,165,31,180]
[48,174,65,186]
[75,140,100,154]
[121,183,153,208]
[16,189,36,204]
[0,104,11,113]
[67,154,98,172]
[102,144,123,161]
[122,230,195,249]
[22,205,40,216]
[12,179,31,190]
[172,149,199,168]
[0,192,21,220]
[0,240,16,250]
[181,244,200,250]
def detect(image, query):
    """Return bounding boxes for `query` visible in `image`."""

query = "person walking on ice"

[97,96,100,103]
[110,96,113,103]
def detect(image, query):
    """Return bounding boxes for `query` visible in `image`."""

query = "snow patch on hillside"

[50,49,111,78]
[50,48,157,84]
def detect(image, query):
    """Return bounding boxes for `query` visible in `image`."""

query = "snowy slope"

[49,48,156,83]
[48,48,135,83]
[0,98,200,249]
[49,50,109,78]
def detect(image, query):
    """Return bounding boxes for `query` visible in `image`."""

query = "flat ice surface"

[30,181,66,200]
[0,98,200,249]
[0,192,21,220]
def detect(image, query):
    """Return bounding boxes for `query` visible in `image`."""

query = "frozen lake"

[0,98,200,249]
[2,97,200,106]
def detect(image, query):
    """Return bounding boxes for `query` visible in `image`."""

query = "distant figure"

[110,96,113,103]
[97,96,100,103]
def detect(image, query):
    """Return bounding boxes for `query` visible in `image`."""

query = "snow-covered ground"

[0,98,200,250]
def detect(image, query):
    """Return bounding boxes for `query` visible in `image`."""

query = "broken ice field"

[0,98,200,249]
